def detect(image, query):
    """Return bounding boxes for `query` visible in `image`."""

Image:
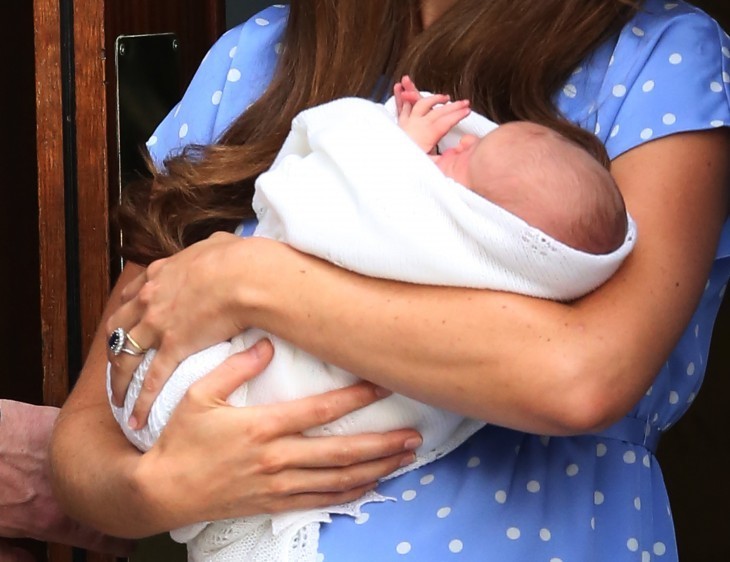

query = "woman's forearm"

[244,130,729,435]
[50,264,169,537]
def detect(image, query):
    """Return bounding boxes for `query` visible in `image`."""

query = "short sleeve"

[595,5,730,159]
[146,4,288,166]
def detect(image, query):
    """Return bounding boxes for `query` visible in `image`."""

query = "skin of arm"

[109,128,730,435]
[51,264,421,537]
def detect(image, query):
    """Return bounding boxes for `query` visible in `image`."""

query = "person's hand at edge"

[0,400,135,556]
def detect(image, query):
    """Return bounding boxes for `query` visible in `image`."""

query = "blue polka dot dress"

[147,2,730,560]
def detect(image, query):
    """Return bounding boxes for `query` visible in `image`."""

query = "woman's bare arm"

[51,265,421,537]
[113,129,729,435]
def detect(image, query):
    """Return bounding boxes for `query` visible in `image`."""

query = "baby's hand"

[394,76,471,154]
[394,75,423,115]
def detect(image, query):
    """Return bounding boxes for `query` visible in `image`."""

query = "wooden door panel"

[34,1,224,561]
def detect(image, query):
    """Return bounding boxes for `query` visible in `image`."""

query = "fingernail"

[400,453,417,467]
[128,415,138,430]
[250,338,270,358]
[404,437,422,451]
[374,386,392,398]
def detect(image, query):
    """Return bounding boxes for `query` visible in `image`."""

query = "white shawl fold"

[108,97,636,562]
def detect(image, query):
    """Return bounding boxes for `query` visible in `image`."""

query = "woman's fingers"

[259,431,420,472]
[247,382,406,438]
[129,340,275,428]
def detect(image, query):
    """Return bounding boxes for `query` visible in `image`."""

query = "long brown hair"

[118,0,641,264]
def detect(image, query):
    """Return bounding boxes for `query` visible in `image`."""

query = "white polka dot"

[610,124,620,138]
[227,68,242,82]
[694,324,700,337]
[228,46,237,58]
[711,119,725,127]
[654,542,667,555]
[420,474,435,485]
[711,81,723,93]
[467,456,481,468]
[550,559,563,562]
[643,454,651,468]
[642,80,655,92]
[495,490,507,504]
[448,540,463,553]
[596,443,608,457]
[664,2,678,9]
[642,551,651,562]
[662,113,676,125]
[640,128,653,140]
[612,84,627,97]
[255,17,270,26]
[723,47,730,58]
[572,66,583,75]
[628,538,640,552]
[669,391,679,405]
[594,491,605,505]
[274,42,283,55]
[609,55,615,66]
[506,527,521,540]
[669,53,682,64]
[724,72,730,83]
[566,464,579,477]
[402,489,417,501]
[527,480,541,493]
[211,90,223,105]
[540,528,552,541]
[563,84,577,98]
[355,512,370,524]
[634,497,642,510]
[686,362,696,376]
[396,542,411,555]
[178,123,188,138]
[646,386,654,396]
[632,26,645,37]
[594,122,601,135]
[652,413,659,423]
[687,392,696,404]
[437,507,451,518]
[591,517,596,530]
[145,135,158,147]
[623,450,637,464]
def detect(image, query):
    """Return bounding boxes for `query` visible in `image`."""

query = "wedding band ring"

[108,327,149,357]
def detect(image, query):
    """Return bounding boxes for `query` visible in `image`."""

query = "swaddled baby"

[108,83,635,562]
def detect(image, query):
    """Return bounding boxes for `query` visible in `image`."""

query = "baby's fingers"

[411,94,451,117]
[427,100,472,134]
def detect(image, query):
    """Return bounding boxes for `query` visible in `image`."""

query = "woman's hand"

[0,400,134,555]
[106,232,258,422]
[133,342,421,528]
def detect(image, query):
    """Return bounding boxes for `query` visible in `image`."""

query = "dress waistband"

[592,416,661,454]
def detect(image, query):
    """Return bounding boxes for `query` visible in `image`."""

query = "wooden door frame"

[34,1,224,560]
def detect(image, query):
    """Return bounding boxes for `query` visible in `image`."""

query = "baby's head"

[435,121,627,255]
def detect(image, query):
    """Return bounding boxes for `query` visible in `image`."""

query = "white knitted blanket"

[108,97,636,562]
